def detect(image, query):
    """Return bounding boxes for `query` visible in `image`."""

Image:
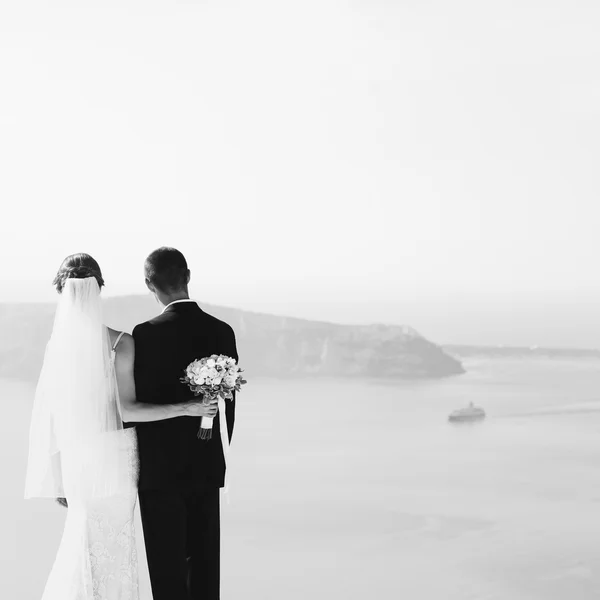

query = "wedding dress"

[40,338,140,600]
[24,279,147,600]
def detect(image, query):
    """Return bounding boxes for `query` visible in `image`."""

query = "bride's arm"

[114,334,217,423]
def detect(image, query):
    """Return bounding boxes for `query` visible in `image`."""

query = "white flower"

[185,356,242,390]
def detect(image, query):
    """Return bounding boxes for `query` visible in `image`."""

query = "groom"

[130,247,238,600]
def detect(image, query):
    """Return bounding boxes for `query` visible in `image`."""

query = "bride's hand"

[184,399,218,418]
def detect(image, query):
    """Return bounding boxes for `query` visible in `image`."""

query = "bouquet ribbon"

[217,396,231,503]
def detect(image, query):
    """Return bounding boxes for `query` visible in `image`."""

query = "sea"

[3,356,600,599]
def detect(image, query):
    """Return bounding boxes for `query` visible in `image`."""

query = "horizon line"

[1,293,599,353]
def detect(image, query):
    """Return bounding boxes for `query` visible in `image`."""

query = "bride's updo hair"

[53,253,105,294]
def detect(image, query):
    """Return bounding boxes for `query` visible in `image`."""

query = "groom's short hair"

[144,247,189,292]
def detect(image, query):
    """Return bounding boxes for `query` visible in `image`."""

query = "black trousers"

[139,485,221,600]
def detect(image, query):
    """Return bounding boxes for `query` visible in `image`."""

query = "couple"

[24,247,239,600]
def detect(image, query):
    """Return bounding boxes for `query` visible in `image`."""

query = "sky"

[1,0,599,347]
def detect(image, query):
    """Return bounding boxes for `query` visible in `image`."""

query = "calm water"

[3,357,600,599]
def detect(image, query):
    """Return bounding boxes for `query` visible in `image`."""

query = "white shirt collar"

[161,298,198,314]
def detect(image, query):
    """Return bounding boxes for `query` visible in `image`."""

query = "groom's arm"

[219,322,239,443]
[131,323,156,406]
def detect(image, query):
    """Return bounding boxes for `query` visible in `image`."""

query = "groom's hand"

[184,399,218,419]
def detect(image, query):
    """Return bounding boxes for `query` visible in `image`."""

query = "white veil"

[24,277,130,500]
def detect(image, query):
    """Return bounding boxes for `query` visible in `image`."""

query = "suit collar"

[162,299,200,314]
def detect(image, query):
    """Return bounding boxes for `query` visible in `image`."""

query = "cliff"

[0,296,465,382]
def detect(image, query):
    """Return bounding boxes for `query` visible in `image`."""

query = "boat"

[448,402,486,423]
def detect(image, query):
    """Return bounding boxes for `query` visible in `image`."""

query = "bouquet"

[180,354,246,440]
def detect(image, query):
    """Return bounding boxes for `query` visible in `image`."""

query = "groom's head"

[144,247,191,305]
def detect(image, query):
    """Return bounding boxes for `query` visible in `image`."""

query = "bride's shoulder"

[106,328,133,351]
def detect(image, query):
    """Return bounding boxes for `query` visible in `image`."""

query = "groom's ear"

[185,269,191,285]
[145,278,155,293]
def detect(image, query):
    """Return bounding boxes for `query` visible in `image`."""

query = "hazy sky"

[1,1,599,347]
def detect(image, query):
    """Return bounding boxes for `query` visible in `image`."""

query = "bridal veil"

[24,277,130,500]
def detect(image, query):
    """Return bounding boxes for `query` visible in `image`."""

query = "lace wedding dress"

[39,332,141,600]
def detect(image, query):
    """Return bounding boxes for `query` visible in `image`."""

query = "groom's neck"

[157,288,190,308]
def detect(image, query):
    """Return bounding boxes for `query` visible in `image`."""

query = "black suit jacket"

[131,301,238,491]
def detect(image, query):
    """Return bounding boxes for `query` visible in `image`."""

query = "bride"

[24,253,215,600]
